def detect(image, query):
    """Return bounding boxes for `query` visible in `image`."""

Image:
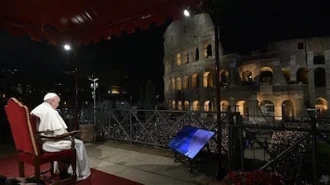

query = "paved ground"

[0,141,222,185]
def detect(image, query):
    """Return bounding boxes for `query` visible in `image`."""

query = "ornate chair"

[4,98,80,184]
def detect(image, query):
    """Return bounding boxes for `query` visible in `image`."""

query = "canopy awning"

[0,0,203,45]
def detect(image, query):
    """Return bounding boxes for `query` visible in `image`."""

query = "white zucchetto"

[43,92,58,101]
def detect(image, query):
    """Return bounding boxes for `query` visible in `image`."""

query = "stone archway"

[203,71,213,88]
[176,77,182,90]
[296,67,309,84]
[192,101,200,111]
[259,67,273,85]
[282,100,294,121]
[177,101,182,110]
[236,100,249,116]
[172,100,176,109]
[315,97,328,118]
[204,101,212,112]
[184,101,190,111]
[192,73,199,89]
[241,70,254,87]
[220,101,229,112]
[260,100,275,121]
[220,70,229,86]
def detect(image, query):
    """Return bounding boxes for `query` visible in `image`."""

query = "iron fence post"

[214,23,224,178]
[227,108,232,171]
[227,106,232,171]
[239,113,244,171]
[311,115,318,185]
[130,109,133,143]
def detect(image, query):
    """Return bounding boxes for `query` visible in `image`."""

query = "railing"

[228,114,330,185]
[61,108,230,153]
[58,107,330,184]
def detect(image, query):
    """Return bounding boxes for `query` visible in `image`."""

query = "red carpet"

[0,155,143,185]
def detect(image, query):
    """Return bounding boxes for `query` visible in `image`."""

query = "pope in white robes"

[31,92,91,181]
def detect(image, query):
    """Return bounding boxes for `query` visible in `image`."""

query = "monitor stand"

[173,151,200,173]
[172,142,211,173]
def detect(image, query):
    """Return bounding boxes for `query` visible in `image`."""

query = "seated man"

[31,92,91,181]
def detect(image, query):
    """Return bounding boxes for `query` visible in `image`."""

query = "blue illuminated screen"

[168,126,215,159]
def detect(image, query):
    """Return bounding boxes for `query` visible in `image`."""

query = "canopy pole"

[214,23,224,178]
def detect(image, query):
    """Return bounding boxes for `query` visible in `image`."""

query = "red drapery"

[0,0,203,45]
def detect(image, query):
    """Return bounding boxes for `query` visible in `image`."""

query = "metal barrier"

[61,108,229,153]
[59,108,330,184]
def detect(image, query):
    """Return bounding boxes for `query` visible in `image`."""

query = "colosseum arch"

[203,71,213,88]
[296,67,309,84]
[171,78,175,90]
[241,70,253,85]
[220,70,229,86]
[165,62,171,73]
[195,48,199,61]
[204,101,212,112]
[259,67,273,85]
[192,101,200,111]
[176,77,182,90]
[220,101,229,112]
[236,100,248,116]
[176,53,181,66]
[314,67,326,87]
[177,101,183,110]
[166,79,171,93]
[172,100,176,109]
[282,100,294,121]
[167,100,171,108]
[281,67,291,83]
[315,97,328,118]
[192,73,199,89]
[183,75,189,89]
[204,44,212,58]
[183,51,189,64]
[184,101,190,110]
[260,100,275,121]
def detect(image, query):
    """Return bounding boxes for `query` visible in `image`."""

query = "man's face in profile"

[49,96,60,109]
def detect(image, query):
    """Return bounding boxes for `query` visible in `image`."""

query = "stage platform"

[0,140,222,185]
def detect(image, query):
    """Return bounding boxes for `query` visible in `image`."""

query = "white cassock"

[31,102,91,181]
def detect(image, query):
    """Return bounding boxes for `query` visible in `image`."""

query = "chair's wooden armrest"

[36,130,54,135]
[37,130,81,140]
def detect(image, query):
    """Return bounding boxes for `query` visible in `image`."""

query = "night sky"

[0,0,330,102]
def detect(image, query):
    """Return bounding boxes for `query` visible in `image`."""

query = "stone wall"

[163,13,330,122]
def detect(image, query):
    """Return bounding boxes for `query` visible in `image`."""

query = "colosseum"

[163,13,330,123]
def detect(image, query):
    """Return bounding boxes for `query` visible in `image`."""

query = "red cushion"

[18,149,75,165]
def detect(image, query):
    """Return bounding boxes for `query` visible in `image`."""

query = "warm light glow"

[220,101,229,112]
[203,71,213,88]
[192,73,198,88]
[176,77,182,90]
[64,44,71,51]
[204,101,211,112]
[183,76,189,89]
[236,101,248,116]
[192,101,200,111]
[111,89,120,94]
[177,101,182,110]
[176,53,181,66]
[183,9,190,17]
[184,101,190,110]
